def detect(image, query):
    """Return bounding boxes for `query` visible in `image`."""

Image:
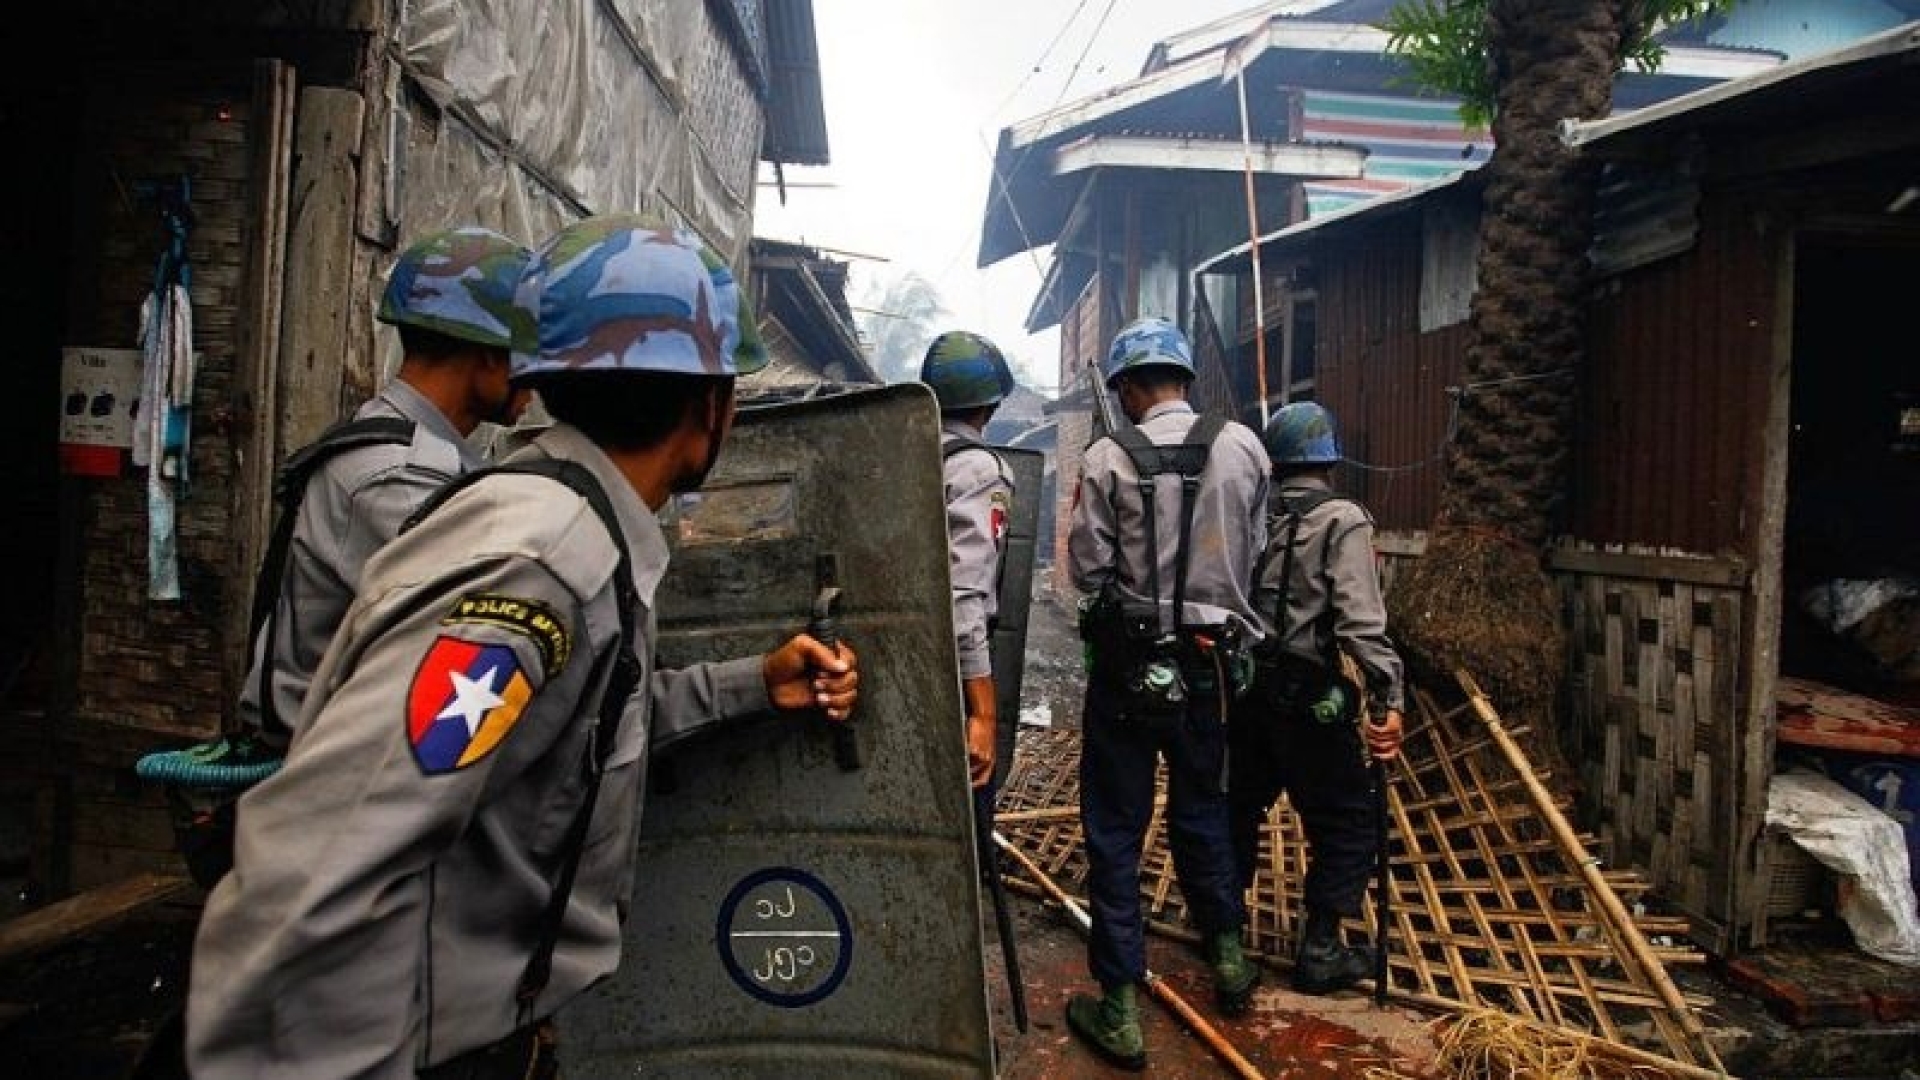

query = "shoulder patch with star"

[407,636,536,774]
[402,592,571,775]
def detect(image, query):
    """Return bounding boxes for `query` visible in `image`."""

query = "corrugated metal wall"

[1310,194,1777,557]
[1312,220,1467,532]
[1577,196,1778,558]
[1189,287,1240,418]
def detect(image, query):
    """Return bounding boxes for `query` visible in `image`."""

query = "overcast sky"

[754,0,1272,393]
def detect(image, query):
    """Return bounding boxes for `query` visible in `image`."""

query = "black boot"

[1293,908,1372,995]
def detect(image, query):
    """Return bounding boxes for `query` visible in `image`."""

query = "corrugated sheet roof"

[1567,20,1920,153]
[1199,17,1920,281]
[762,0,830,165]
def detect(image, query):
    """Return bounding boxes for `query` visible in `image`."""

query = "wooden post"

[226,59,295,725]
[278,87,367,457]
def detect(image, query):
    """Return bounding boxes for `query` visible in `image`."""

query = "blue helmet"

[378,227,533,349]
[511,213,767,382]
[1101,316,1195,388]
[1263,401,1342,465]
[920,330,1016,410]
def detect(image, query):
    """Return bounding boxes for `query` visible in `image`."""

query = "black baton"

[1373,755,1392,1006]
[810,582,859,771]
[976,786,1028,1032]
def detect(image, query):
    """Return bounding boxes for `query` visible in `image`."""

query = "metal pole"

[1236,68,1271,428]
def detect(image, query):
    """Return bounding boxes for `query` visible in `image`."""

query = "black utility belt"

[1246,647,1358,724]
[1080,597,1241,650]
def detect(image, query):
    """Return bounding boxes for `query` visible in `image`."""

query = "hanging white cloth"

[136,281,193,600]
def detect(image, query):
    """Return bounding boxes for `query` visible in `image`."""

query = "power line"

[948,0,1106,294]
[989,0,1096,120]
[962,0,1130,312]
[1054,0,1123,108]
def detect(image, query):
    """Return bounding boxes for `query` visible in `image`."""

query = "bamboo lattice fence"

[992,671,1730,1076]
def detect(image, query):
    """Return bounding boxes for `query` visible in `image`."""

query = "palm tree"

[1381,1,1733,772]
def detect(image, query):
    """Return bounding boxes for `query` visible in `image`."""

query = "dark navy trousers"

[1079,674,1244,990]
[1226,697,1378,918]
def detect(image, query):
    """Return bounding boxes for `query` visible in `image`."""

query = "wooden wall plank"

[277,87,366,459]
[0,872,190,963]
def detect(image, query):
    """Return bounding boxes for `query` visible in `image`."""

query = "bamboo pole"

[995,797,1160,826]
[994,833,1266,1080]
[1453,668,1729,1076]
[991,806,1083,825]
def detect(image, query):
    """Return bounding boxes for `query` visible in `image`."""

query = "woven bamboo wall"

[1561,558,1746,945]
[1374,536,1755,947]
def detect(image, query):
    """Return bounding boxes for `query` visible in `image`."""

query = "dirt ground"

[977,893,1444,1079]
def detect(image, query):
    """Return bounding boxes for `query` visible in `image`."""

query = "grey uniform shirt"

[1067,400,1271,638]
[1253,475,1406,713]
[237,380,479,751]
[187,421,769,1079]
[941,420,1013,680]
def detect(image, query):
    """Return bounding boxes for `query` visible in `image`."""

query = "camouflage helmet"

[1101,316,1195,388]
[378,227,533,350]
[1263,401,1342,465]
[919,330,1016,410]
[510,213,767,382]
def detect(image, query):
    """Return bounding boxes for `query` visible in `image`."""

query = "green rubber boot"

[1066,983,1145,1071]
[1205,928,1260,1015]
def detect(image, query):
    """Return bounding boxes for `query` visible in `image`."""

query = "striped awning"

[1298,90,1492,216]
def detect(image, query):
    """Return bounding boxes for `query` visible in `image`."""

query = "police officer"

[1064,316,1269,1070]
[155,226,535,784]
[918,329,1016,791]
[1229,400,1404,995]
[186,215,860,1079]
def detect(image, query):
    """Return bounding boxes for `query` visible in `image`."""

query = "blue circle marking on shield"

[717,867,853,1007]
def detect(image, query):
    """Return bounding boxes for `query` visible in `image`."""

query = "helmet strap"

[673,381,734,494]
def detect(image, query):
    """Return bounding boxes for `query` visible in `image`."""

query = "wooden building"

[748,237,877,389]
[1194,22,1920,952]
[0,0,830,904]
[977,0,1770,582]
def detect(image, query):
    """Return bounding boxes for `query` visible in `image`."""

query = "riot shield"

[987,446,1042,791]
[561,383,993,1079]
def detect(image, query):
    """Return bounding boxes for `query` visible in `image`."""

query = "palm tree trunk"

[1444,0,1619,540]
[1389,0,1627,776]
